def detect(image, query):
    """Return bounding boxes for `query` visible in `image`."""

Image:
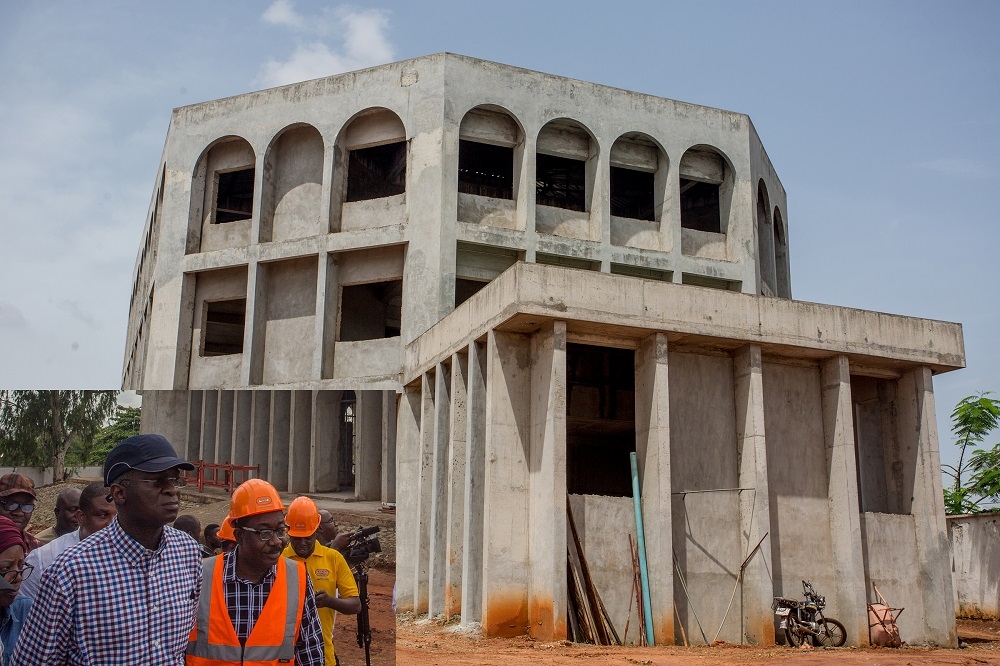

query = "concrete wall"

[949,513,1000,620]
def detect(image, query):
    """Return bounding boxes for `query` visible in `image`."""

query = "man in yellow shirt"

[283,497,361,666]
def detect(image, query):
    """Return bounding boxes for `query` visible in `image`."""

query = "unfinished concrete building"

[123,54,964,645]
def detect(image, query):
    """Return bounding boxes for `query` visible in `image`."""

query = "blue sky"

[1,1,997,470]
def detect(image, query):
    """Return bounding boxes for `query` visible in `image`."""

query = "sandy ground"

[334,568,396,666]
[396,617,1000,665]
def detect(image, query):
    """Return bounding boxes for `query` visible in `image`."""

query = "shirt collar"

[109,517,169,566]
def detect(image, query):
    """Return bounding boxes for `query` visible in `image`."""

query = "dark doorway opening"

[339,280,403,341]
[215,168,255,223]
[458,140,514,199]
[610,166,654,221]
[202,299,246,356]
[346,142,406,202]
[680,179,721,232]
[536,153,586,211]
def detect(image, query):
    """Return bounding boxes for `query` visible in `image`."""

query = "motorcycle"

[772,580,847,647]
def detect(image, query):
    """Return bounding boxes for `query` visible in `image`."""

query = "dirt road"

[397,617,1000,665]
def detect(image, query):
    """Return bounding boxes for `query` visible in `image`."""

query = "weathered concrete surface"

[949,513,1000,620]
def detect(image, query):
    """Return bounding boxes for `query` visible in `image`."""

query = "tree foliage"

[942,392,1000,514]
[84,405,141,466]
[0,391,118,481]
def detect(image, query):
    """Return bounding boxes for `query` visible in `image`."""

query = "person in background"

[203,523,222,554]
[317,510,353,554]
[11,434,201,665]
[285,497,360,666]
[185,479,324,665]
[216,518,237,553]
[0,476,40,554]
[18,483,116,600]
[33,488,81,546]
[0,516,30,666]
[174,515,214,558]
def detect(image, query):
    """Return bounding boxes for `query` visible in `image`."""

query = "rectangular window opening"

[610,263,672,281]
[610,166,655,221]
[339,279,403,341]
[215,168,255,224]
[679,178,721,233]
[455,277,489,308]
[536,153,586,211]
[346,142,406,202]
[458,140,514,200]
[203,299,246,356]
[566,344,636,497]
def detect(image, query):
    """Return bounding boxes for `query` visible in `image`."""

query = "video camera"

[344,525,381,567]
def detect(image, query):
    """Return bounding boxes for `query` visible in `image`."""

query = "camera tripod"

[353,561,372,666]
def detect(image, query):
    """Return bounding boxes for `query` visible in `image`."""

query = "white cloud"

[910,158,998,179]
[0,302,28,329]
[257,5,394,88]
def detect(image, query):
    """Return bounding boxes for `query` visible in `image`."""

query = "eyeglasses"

[320,519,336,526]
[1,501,34,514]
[0,564,33,583]
[126,477,187,490]
[238,524,290,542]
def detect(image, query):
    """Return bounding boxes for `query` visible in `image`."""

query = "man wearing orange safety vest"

[186,479,325,665]
[283,497,360,666]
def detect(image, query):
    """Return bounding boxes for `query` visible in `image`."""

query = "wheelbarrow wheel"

[813,618,846,647]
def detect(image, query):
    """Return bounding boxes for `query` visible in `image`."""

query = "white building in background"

[124,54,963,645]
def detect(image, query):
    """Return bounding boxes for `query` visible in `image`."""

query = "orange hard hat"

[229,479,285,522]
[286,497,321,538]
[218,516,236,541]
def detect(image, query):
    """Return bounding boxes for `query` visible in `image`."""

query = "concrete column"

[288,390,312,493]
[138,390,191,458]
[733,345,774,645]
[250,391,271,479]
[897,367,957,646]
[593,141,611,271]
[461,341,487,625]
[242,259,268,386]
[381,391,397,503]
[527,321,567,641]
[319,254,339,380]
[414,372,436,613]
[445,353,468,619]
[169,272,197,389]
[200,390,219,463]
[355,391,383,500]
[232,391,252,467]
[520,130,538,262]
[635,332,674,645]
[185,391,203,462]
[482,330,532,637]
[312,391,339,492]
[216,390,235,464]
[427,364,452,618]
[269,390,291,490]
[394,383,422,613]
[311,254,328,381]
[820,355,868,646]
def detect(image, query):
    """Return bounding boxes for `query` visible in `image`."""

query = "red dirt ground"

[396,617,1000,665]
[333,567,396,666]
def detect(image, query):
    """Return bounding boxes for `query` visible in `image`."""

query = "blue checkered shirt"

[220,548,325,666]
[10,517,202,665]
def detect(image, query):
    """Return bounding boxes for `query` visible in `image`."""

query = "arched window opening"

[679,148,726,233]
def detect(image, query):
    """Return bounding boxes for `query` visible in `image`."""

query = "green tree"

[86,405,141,466]
[0,391,118,481]
[942,392,1000,514]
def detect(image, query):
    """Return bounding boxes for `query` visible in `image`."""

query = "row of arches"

[756,180,790,297]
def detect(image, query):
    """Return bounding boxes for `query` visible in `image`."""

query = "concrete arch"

[756,179,776,295]
[187,135,257,255]
[331,107,408,232]
[535,118,599,241]
[609,131,671,250]
[457,105,526,231]
[261,122,325,243]
[678,144,735,260]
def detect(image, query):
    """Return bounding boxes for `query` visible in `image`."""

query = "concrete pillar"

[381,391,397,503]
[461,341,487,625]
[395,383,422,613]
[185,391,203,462]
[200,390,218,463]
[138,390,192,459]
[269,390,291,490]
[216,390,234,464]
[312,391,339,493]
[355,391,383,501]
[428,364,452,618]
[288,390,312,493]
[445,353,468,619]
[233,391,252,467]
[897,367,957,646]
[635,332,674,645]
[319,254,339,380]
[250,391,271,479]
[242,259,268,386]
[482,330,532,637]
[733,345,774,645]
[527,321,567,641]
[820,355,868,646]
[414,373,436,613]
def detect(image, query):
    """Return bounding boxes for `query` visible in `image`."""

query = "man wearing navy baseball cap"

[11,434,203,665]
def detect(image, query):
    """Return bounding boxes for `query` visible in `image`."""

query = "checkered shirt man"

[220,547,325,666]
[10,516,202,665]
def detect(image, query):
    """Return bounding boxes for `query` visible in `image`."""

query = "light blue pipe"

[630,451,655,644]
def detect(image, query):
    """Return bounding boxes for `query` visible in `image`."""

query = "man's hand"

[330,531,353,553]
[315,591,362,614]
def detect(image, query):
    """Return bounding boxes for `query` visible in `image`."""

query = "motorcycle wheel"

[784,623,806,647]
[813,618,847,647]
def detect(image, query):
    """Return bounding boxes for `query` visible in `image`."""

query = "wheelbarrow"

[868,582,904,647]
